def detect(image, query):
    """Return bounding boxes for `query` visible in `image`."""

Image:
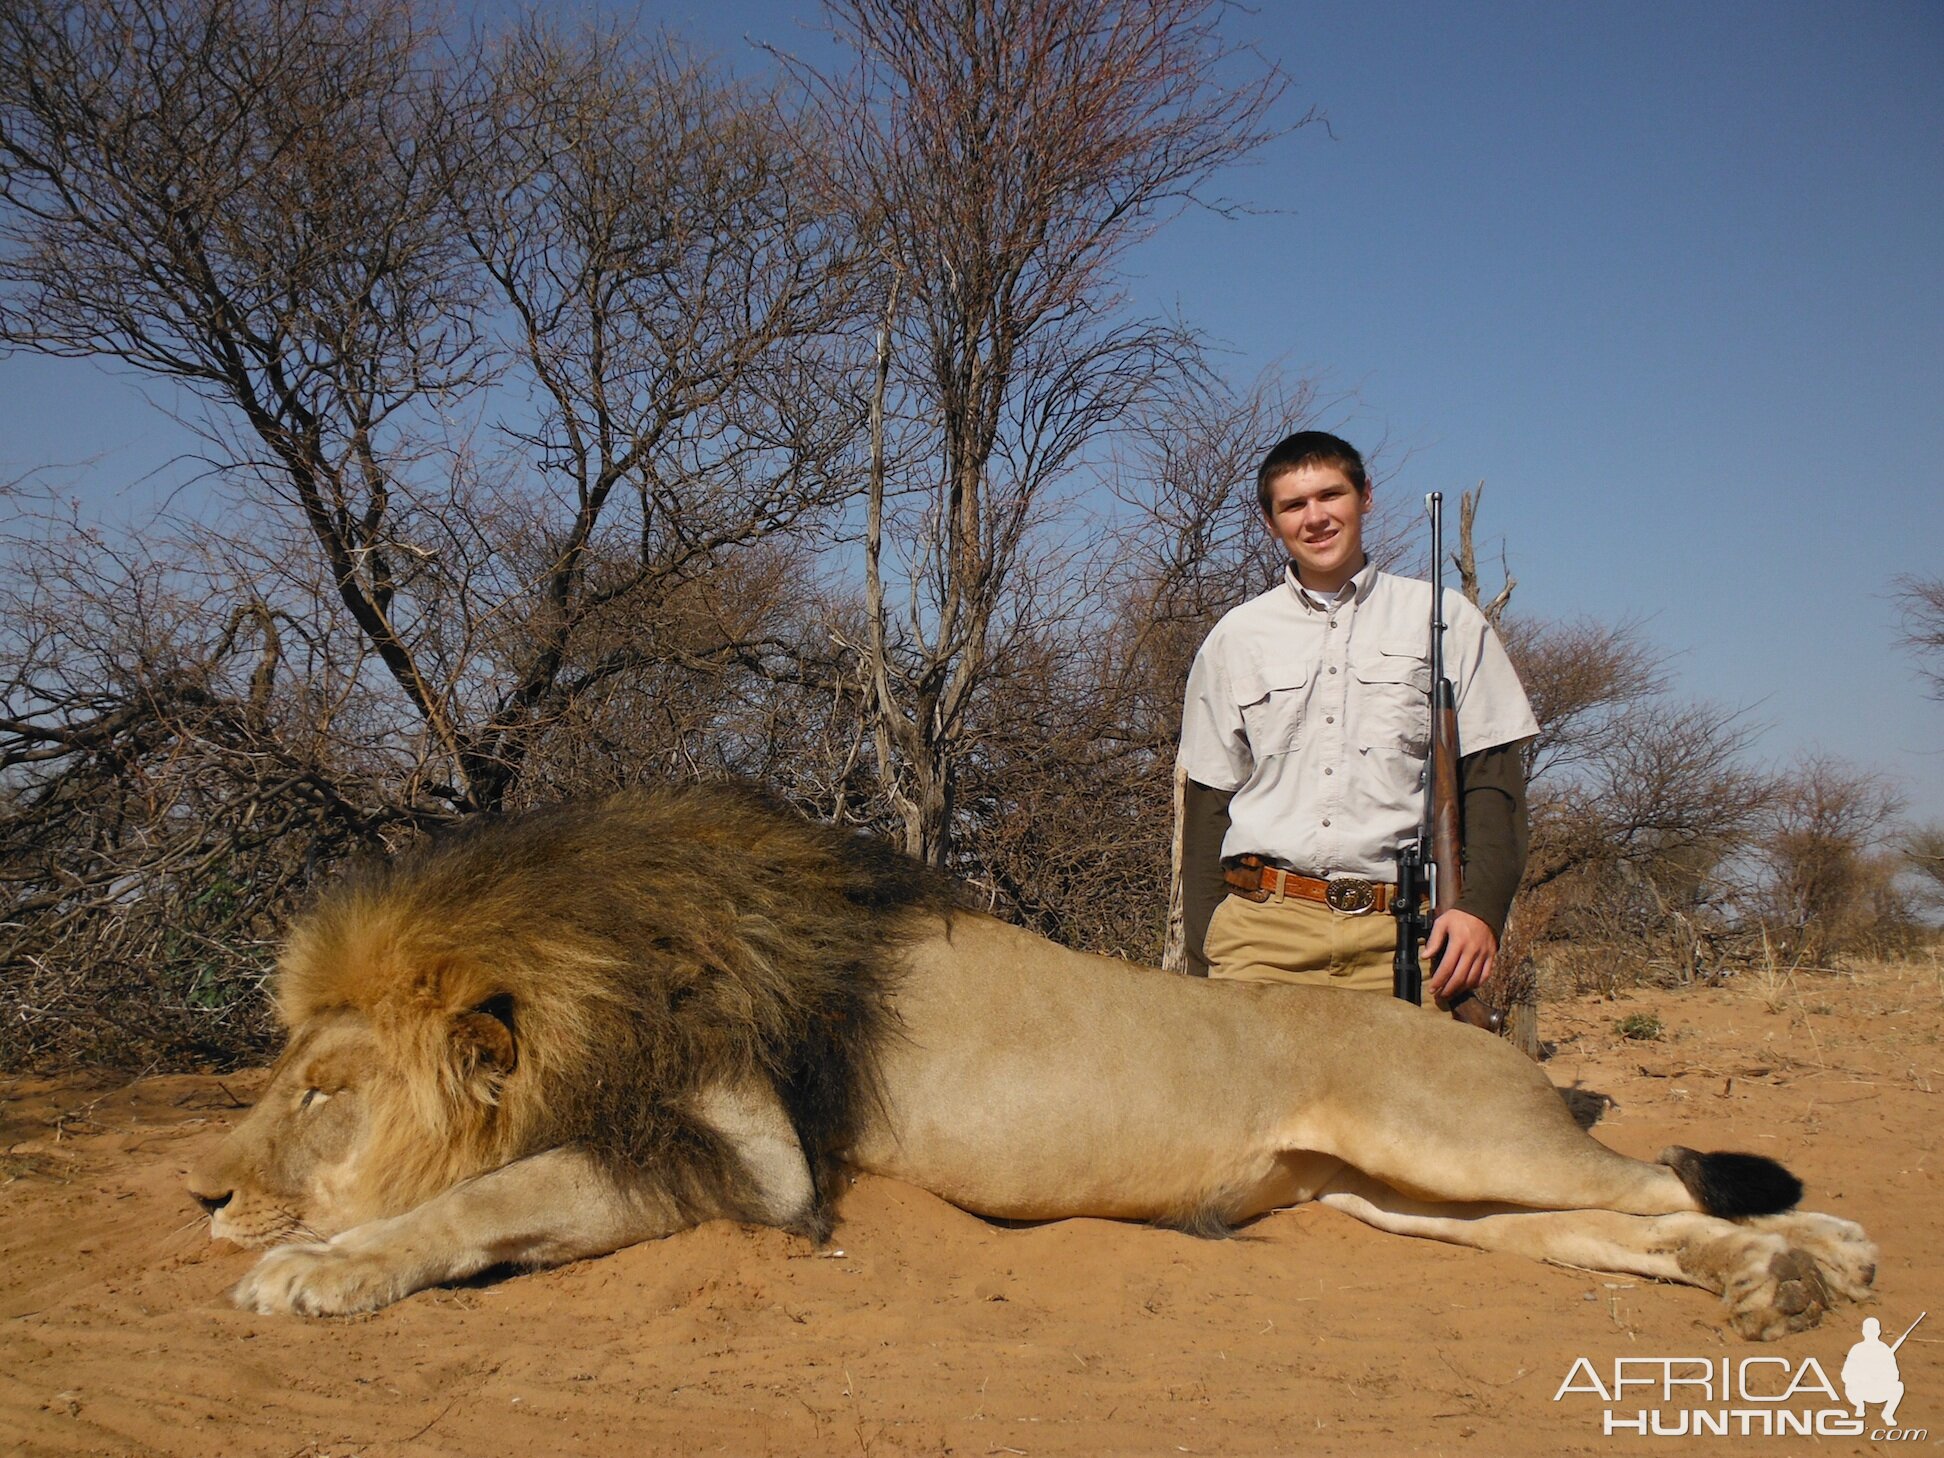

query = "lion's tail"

[1658,1146,1803,1217]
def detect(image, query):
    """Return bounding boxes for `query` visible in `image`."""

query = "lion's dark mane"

[281,783,954,1236]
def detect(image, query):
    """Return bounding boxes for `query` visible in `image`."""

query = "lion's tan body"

[188,788,1877,1340]
[861,912,1648,1223]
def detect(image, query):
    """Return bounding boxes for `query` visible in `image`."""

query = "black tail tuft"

[1660,1146,1803,1217]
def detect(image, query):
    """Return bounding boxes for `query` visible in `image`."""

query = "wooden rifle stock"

[1428,685,1463,918]
[1429,683,1499,1031]
[1399,493,1503,1035]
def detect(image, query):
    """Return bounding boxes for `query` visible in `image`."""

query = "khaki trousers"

[1205,891,1433,1005]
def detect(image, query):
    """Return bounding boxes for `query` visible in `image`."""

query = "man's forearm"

[1180,779,1234,976]
[1452,742,1530,939]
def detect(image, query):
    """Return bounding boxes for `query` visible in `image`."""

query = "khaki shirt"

[1177,561,1539,880]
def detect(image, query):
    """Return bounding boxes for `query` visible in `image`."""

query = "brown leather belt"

[1222,856,1403,916]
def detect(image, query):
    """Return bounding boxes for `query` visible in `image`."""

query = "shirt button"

[1326,715,1334,723]
[1328,666,1337,675]
[1324,768,1333,775]
[1321,818,1331,827]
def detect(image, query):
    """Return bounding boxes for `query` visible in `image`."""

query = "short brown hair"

[1255,430,1368,513]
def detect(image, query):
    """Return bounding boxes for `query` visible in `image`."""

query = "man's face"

[1260,461,1372,592]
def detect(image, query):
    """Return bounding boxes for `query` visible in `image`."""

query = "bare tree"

[1502,617,1666,783]
[443,20,861,808]
[0,0,487,800]
[1896,573,1944,700]
[1750,755,1909,963]
[0,0,856,819]
[1500,616,1774,988]
[797,0,1294,864]
[1106,367,1331,630]
[1453,484,1514,627]
[0,504,372,1067]
[1900,821,1944,912]
[0,1,860,1065]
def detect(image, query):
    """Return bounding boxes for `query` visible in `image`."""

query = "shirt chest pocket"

[1351,639,1431,756]
[1234,661,1311,758]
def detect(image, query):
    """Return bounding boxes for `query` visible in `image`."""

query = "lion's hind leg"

[1313,1168,1847,1341]
[1305,1021,1800,1221]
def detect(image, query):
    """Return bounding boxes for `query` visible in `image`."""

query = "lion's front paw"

[232,1240,412,1316]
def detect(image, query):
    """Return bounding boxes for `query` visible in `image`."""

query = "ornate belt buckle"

[1325,876,1377,915]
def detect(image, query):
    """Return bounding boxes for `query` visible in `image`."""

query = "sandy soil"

[4,958,1940,1458]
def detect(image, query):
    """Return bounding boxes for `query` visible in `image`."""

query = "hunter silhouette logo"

[1842,1312,1923,1430]
[1553,1311,1928,1439]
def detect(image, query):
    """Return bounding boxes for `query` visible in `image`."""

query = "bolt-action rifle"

[1393,493,1504,1033]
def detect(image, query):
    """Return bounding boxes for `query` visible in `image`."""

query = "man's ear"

[1358,486,1374,515]
[449,994,517,1097]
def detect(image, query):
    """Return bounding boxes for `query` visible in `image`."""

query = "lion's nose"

[185,1168,233,1215]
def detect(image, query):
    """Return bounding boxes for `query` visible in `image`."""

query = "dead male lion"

[189,784,1876,1339]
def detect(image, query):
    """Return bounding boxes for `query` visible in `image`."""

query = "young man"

[1176,431,1539,1002]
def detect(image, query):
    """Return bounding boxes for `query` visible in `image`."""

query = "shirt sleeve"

[1453,742,1529,937]
[1176,629,1254,792]
[1179,778,1235,976]
[1444,593,1541,756]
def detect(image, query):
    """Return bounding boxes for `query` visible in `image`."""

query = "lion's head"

[189,784,948,1248]
[187,1003,516,1245]
[186,1016,372,1246]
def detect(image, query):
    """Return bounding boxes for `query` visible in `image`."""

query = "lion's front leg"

[232,1146,681,1316]
[234,1078,820,1317]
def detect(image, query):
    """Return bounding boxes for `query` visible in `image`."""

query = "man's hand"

[1425,907,1496,1000]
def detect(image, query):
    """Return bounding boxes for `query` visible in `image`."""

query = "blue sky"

[4,1,1940,821]
[1154,0,1944,824]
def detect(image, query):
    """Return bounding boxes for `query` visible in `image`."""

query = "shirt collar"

[1284,554,1377,612]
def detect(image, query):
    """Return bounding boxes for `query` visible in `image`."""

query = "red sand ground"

[4,958,1939,1457]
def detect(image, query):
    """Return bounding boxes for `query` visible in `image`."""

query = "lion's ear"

[449,995,517,1097]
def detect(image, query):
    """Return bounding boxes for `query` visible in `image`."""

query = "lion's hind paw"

[1722,1245,1832,1342]
[1747,1211,1877,1305]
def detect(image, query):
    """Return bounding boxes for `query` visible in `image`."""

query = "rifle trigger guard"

[1325,876,1377,915]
